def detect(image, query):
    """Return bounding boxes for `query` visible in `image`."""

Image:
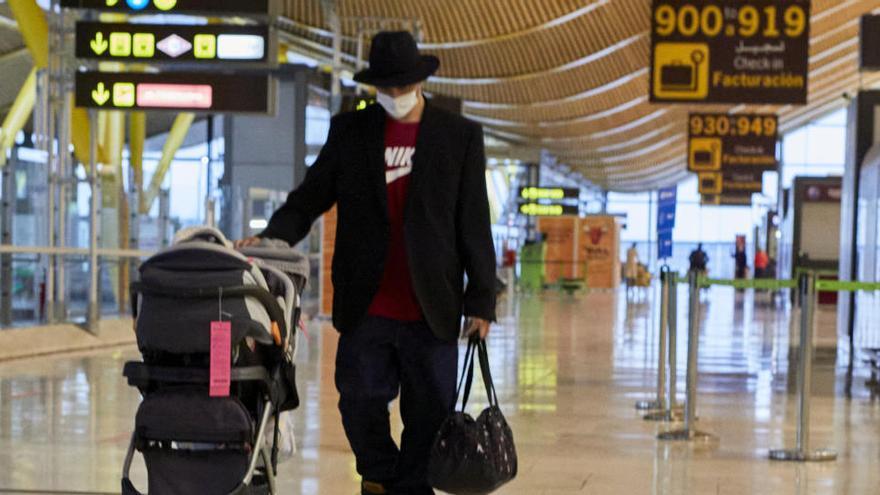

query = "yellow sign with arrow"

[90,32,108,55]
[91,82,110,106]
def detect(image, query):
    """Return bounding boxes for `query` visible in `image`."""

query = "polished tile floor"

[0,286,877,494]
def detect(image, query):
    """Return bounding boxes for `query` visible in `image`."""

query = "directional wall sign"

[61,0,276,16]
[518,187,580,202]
[688,113,778,173]
[519,203,579,217]
[75,72,275,114]
[650,0,810,104]
[76,23,274,65]
[657,186,677,231]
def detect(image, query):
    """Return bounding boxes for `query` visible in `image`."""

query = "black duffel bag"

[428,337,517,494]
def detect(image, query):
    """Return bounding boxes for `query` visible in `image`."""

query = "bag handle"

[458,338,499,411]
[476,339,499,407]
[456,338,478,410]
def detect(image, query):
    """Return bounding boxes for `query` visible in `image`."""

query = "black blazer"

[261,103,497,341]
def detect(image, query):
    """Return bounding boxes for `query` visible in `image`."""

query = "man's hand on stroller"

[464,317,491,340]
[234,236,261,248]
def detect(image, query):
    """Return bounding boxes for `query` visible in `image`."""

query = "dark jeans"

[335,316,458,495]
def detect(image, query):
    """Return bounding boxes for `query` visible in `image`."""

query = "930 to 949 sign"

[650,0,810,104]
[688,113,778,173]
[689,114,777,138]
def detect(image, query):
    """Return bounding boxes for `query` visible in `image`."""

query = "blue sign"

[657,186,677,260]
[657,186,677,232]
[657,205,676,231]
[658,230,674,260]
[658,186,677,207]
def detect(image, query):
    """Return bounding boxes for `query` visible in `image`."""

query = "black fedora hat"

[353,31,439,87]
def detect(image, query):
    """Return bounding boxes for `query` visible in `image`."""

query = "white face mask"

[377,90,419,120]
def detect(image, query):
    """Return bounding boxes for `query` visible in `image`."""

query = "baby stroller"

[121,227,308,495]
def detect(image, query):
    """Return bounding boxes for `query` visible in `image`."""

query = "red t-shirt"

[367,118,423,321]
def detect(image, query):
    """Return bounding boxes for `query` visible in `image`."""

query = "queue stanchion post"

[769,272,837,462]
[636,266,670,412]
[644,268,682,421]
[667,272,680,414]
[646,270,685,421]
[658,270,715,441]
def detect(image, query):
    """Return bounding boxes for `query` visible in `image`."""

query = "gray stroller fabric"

[238,238,310,293]
[173,226,234,248]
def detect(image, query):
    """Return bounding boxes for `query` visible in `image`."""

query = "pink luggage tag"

[210,289,232,397]
[210,321,232,397]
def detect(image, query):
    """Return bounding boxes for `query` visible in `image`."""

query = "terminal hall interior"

[2,0,880,494]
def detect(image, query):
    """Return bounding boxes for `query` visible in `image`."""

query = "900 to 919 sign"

[650,0,810,104]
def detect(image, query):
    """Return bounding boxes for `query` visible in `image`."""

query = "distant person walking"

[689,243,709,276]
[754,249,769,279]
[734,245,748,279]
[624,243,639,297]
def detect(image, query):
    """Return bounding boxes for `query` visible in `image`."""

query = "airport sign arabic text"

[650,0,810,104]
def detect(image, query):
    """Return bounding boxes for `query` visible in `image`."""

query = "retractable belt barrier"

[814,280,880,293]
[701,278,798,290]
[641,270,879,457]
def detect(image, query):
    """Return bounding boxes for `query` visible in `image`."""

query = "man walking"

[237,31,496,495]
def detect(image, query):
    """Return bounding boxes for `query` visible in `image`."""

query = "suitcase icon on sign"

[689,138,722,172]
[693,150,714,168]
[653,43,709,100]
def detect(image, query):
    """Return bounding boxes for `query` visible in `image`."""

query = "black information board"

[861,15,880,70]
[76,22,272,64]
[61,0,273,15]
[75,71,275,113]
[650,0,810,104]
[688,113,778,173]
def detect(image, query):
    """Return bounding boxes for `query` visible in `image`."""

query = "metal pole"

[645,269,684,422]
[769,273,837,461]
[55,75,71,323]
[204,115,215,227]
[0,154,15,326]
[637,267,669,412]
[158,189,170,248]
[667,274,680,413]
[329,10,343,114]
[128,161,140,311]
[86,110,100,334]
[658,270,714,441]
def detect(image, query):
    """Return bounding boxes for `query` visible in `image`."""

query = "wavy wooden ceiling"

[282,0,880,192]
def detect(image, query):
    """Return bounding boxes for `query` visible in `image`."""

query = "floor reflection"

[0,286,877,494]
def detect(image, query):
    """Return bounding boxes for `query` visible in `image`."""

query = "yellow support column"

[7,0,48,69]
[10,0,97,167]
[141,113,195,214]
[0,68,36,166]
